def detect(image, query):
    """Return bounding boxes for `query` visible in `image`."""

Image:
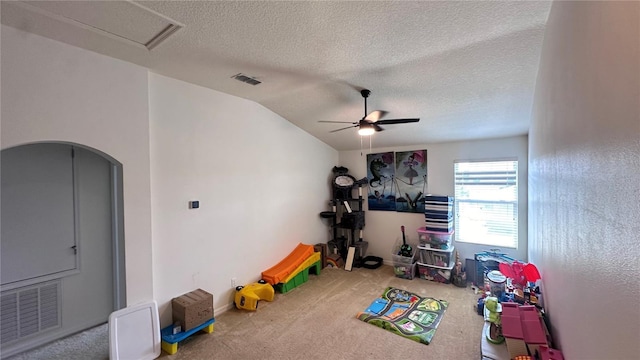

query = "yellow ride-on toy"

[234,280,275,311]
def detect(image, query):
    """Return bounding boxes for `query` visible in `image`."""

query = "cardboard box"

[172,289,214,332]
[314,243,328,269]
[326,254,344,268]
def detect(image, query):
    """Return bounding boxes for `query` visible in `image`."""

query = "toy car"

[234,279,275,311]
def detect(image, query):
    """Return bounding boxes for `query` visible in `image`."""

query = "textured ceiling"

[1,1,552,150]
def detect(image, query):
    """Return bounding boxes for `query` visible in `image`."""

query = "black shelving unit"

[320,167,368,265]
[334,196,365,257]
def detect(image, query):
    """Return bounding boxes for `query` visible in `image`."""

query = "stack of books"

[424,195,454,232]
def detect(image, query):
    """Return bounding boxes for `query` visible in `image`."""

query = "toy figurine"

[484,296,505,344]
[451,251,467,287]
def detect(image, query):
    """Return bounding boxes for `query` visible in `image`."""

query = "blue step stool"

[160,318,215,354]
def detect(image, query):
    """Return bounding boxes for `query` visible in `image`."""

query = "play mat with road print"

[356,287,448,345]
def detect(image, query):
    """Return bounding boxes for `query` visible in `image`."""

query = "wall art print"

[366,152,396,211]
[366,149,428,213]
[395,149,427,213]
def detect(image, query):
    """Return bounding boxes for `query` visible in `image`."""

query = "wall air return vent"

[232,73,262,86]
[1,281,61,345]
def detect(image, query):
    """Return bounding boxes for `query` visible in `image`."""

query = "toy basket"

[392,244,417,279]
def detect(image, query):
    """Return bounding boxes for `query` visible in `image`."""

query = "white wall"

[339,135,528,263]
[1,25,153,304]
[529,1,639,358]
[1,23,339,329]
[149,73,338,325]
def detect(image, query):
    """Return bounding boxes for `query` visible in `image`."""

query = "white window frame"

[454,159,518,249]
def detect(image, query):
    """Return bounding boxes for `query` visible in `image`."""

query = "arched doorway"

[0,142,125,357]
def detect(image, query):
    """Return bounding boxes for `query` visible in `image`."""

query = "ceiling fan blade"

[364,110,388,122]
[329,125,358,133]
[319,120,357,124]
[376,118,420,125]
[373,124,385,132]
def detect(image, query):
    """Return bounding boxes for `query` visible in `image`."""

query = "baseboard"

[215,302,234,315]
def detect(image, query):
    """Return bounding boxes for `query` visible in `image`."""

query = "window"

[454,159,518,248]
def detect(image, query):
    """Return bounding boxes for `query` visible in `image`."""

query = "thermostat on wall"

[189,201,199,209]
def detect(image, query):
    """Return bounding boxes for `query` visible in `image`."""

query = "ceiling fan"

[320,89,420,135]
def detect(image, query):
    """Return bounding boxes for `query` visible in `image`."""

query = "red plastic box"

[539,345,564,360]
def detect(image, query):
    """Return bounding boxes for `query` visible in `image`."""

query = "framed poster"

[366,152,396,211]
[394,150,428,213]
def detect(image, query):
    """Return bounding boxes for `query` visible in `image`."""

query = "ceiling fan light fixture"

[358,124,375,136]
[318,88,420,136]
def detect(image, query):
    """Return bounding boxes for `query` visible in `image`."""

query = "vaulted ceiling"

[1,1,552,150]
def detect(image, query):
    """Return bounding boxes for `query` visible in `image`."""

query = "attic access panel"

[18,1,182,49]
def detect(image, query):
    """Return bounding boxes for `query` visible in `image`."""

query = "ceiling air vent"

[232,73,262,86]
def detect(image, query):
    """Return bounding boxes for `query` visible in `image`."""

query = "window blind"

[454,160,518,248]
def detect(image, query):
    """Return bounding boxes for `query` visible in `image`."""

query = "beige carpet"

[161,265,483,359]
[7,265,483,359]
[4,324,109,360]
